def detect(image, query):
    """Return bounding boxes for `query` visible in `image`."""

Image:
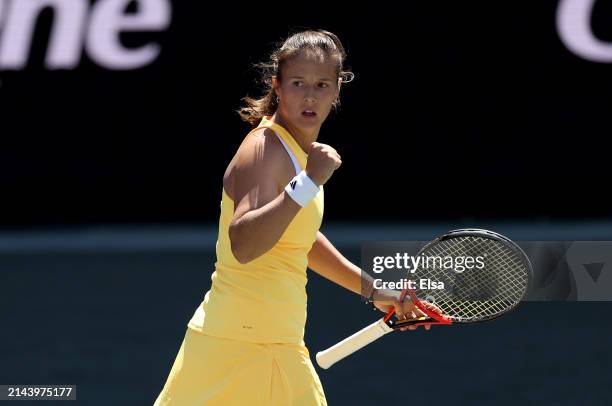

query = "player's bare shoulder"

[223,127,293,200]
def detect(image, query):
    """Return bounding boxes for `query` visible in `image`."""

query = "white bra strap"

[274,132,302,176]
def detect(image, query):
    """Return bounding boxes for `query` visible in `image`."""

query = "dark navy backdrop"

[1,1,611,226]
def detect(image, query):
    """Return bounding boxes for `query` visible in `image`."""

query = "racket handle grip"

[316,318,393,369]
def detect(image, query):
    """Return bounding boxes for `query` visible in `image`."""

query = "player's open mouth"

[302,110,317,117]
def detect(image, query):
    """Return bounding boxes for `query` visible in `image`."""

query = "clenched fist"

[305,142,342,186]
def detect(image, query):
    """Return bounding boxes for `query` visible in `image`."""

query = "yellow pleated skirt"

[153,328,327,406]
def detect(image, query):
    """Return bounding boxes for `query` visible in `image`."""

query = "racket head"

[392,228,532,327]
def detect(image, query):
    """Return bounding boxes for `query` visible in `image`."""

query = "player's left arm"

[308,231,428,329]
[307,231,367,296]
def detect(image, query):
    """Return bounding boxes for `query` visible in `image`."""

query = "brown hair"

[238,29,354,126]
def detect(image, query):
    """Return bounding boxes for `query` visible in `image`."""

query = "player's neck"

[270,112,318,155]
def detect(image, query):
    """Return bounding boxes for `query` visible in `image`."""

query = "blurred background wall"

[1,0,611,226]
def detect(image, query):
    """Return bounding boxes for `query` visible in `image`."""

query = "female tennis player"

[153,29,430,406]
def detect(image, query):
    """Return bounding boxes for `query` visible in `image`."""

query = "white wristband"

[285,170,320,207]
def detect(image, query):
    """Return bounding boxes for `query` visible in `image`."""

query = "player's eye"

[319,82,330,88]
[293,81,303,87]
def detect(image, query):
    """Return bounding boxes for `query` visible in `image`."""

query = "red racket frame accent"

[382,284,452,327]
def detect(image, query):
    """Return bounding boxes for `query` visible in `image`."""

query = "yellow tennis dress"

[153,116,326,406]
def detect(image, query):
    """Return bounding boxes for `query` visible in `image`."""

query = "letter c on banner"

[557,0,612,63]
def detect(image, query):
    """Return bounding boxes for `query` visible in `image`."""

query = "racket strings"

[412,236,529,322]
[446,238,527,319]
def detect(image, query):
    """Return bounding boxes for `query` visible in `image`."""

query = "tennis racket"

[316,228,533,369]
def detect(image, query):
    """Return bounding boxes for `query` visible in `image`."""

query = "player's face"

[273,53,341,130]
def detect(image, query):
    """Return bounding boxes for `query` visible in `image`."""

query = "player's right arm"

[227,129,300,264]
[227,130,342,264]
